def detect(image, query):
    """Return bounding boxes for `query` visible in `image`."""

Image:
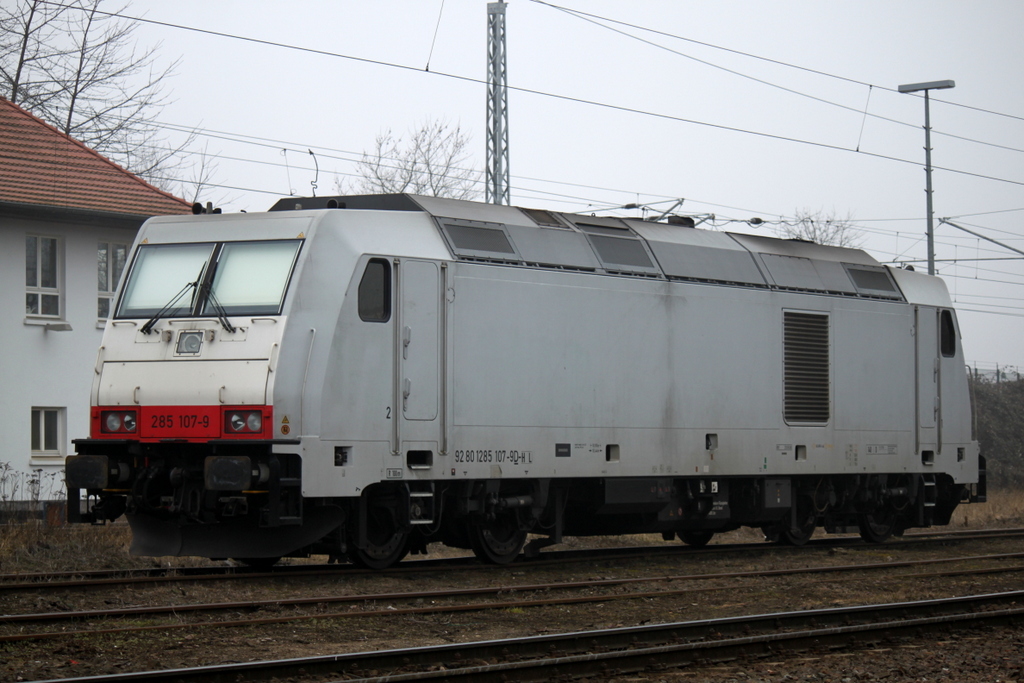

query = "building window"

[98,242,129,319]
[26,235,61,317]
[31,407,65,460]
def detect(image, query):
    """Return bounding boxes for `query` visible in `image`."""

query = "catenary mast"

[486,1,510,205]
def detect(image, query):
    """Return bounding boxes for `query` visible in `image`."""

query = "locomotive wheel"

[777,499,816,546]
[678,530,715,547]
[780,519,815,546]
[858,510,897,544]
[468,514,527,565]
[350,532,409,569]
[349,507,410,569]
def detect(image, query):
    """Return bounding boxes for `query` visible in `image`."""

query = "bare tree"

[777,208,864,248]
[0,0,70,107]
[347,120,482,199]
[0,0,193,187]
[176,142,228,205]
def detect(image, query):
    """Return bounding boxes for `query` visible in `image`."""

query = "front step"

[919,473,937,526]
[408,483,436,525]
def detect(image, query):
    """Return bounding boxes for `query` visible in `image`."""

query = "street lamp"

[898,79,955,276]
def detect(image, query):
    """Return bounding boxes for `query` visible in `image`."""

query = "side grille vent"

[783,311,830,423]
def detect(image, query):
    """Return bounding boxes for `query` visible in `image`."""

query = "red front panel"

[91,406,273,441]
[142,406,221,439]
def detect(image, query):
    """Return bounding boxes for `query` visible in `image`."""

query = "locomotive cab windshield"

[118,239,303,321]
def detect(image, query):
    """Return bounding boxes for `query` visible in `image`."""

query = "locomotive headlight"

[223,409,266,435]
[100,410,138,434]
[175,330,204,355]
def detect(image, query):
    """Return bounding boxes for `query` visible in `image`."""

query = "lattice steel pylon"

[486,1,509,205]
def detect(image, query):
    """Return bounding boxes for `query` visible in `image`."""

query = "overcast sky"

[126,0,1024,371]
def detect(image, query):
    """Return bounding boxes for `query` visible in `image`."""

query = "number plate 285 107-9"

[142,406,220,438]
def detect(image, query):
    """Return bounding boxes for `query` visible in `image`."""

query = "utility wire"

[425,0,446,71]
[940,218,1024,240]
[23,112,1020,264]
[527,0,1024,125]
[24,6,1024,321]
[532,0,1024,154]
[535,1,1024,155]
[42,1,1024,190]
[37,1,1022,279]
[156,145,1015,259]
[128,150,1024,311]
[140,135,1024,251]
[119,117,843,222]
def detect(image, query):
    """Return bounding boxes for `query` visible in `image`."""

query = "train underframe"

[67,441,987,568]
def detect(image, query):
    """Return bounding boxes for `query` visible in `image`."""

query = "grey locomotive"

[66,194,986,567]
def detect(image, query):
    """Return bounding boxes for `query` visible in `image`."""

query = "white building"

[0,97,191,504]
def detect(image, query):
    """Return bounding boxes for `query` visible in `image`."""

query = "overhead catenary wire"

[527,0,1024,126]
[136,141,1016,265]
[11,2,1019,360]
[425,0,447,72]
[38,1,1024,191]
[144,151,1024,319]
[36,0,1024,202]
[110,118,827,221]
[12,110,1016,270]
[30,0,1023,327]
[534,0,1024,156]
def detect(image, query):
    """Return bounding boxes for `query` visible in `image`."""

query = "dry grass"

[1,490,1021,575]
[0,520,208,574]
[952,487,1024,528]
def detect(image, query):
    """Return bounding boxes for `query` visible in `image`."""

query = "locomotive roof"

[267,193,920,304]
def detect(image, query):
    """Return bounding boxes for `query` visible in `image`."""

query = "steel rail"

[4,526,1023,592]
[28,591,1024,683]
[5,551,1024,642]
[370,604,1024,682]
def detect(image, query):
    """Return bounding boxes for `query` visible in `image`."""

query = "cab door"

[937,308,967,452]
[916,306,939,457]
[393,259,443,461]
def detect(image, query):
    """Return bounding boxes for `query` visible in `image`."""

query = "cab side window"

[940,309,956,357]
[358,258,391,322]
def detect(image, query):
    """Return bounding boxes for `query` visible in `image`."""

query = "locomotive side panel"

[299,211,452,498]
[831,305,914,433]
[319,255,396,442]
[448,263,783,478]
[447,263,966,482]
[830,304,916,474]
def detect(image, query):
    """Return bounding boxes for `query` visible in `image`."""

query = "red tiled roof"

[0,97,191,217]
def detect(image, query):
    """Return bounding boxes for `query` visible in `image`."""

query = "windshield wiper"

[199,281,236,334]
[140,265,205,335]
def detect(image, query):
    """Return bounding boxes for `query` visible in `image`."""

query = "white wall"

[0,214,138,501]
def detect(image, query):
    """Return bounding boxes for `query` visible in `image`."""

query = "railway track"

[5,549,1024,643]
[29,590,1024,683]
[4,525,1022,592]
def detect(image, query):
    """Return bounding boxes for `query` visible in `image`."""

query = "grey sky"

[128,0,1024,370]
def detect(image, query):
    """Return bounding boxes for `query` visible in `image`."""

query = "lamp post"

[898,79,955,276]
